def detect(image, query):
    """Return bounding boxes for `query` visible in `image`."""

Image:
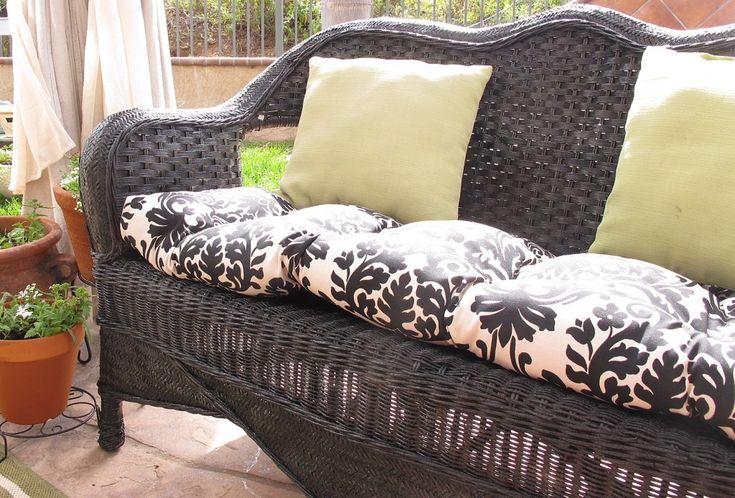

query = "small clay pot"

[0,216,78,294]
[0,324,84,425]
[53,185,94,283]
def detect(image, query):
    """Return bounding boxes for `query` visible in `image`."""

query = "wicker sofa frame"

[81,5,735,497]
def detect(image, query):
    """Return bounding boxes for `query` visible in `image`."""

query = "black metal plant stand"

[78,334,93,364]
[0,387,99,464]
[77,274,95,365]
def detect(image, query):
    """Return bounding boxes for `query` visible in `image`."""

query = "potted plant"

[0,200,77,294]
[0,283,91,425]
[53,153,94,283]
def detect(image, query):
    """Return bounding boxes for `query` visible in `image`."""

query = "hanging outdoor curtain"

[81,0,176,143]
[8,0,176,247]
[7,0,86,234]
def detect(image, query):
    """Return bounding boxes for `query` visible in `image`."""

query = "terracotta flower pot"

[0,324,84,425]
[53,185,94,284]
[0,217,78,294]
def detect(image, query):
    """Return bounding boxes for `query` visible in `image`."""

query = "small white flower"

[18,284,39,300]
[15,304,32,319]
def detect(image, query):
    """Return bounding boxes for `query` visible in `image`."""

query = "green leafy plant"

[0,144,11,165]
[0,196,22,217]
[0,283,91,341]
[164,0,565,57]
[60,153,82,212]
[165,0,321,56]
[373,0,566,26]
[0,199,48,249]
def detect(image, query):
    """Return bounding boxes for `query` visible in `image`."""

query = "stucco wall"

[0,60,271,109]
[172,61,271,109]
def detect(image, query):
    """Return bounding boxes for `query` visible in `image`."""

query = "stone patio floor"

[4,322,305,497]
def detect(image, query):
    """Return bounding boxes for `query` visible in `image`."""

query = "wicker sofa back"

[81,5,735,497]
[82,5,735,262]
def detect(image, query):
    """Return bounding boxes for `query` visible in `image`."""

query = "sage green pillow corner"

[590,46,735,289]
[278,56,493,224]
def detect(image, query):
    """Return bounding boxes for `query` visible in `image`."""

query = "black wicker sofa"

[81,5,735,497]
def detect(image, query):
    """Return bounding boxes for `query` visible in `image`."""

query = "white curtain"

[8,0,176,248]
[81,0,176,143]
[8,0,86,232]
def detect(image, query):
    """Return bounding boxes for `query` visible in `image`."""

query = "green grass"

[240,140,292,191]
[0,196,22,217]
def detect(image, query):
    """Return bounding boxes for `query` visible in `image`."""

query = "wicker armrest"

[79,45,315,263]
[80,108,242,262]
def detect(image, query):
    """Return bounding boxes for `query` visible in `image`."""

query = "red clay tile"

[633,0,686,29]
[663,0,723,28]
[575,0,647,15]
[698,0,735,27]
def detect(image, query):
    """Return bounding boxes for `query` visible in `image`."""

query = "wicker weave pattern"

[96,258,735,497]
[99,325,526,497]
[82,5,735,497]
[80,5,735,259]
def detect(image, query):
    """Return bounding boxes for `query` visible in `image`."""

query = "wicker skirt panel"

[96,258,735,497]
[100,329,528,497]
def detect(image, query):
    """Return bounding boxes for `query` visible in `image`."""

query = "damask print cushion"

[718,294,735,322]
[448,253,735,438]
[121,187,293,274]
[174,205,400,296]
[288,221,552,342]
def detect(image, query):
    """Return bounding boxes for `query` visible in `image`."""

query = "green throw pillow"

[590,47,735,289]
[278,57,493,223]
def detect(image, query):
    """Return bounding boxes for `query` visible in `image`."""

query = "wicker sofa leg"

[97,394,125,452]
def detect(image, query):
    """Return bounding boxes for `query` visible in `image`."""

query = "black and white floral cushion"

[289,221,552,342]
[449,253,735,436]
[121,189,400,296]
[450,255,702,412]
[290,227,735,439]
[120,187,293,274]
[175,204,400,296]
